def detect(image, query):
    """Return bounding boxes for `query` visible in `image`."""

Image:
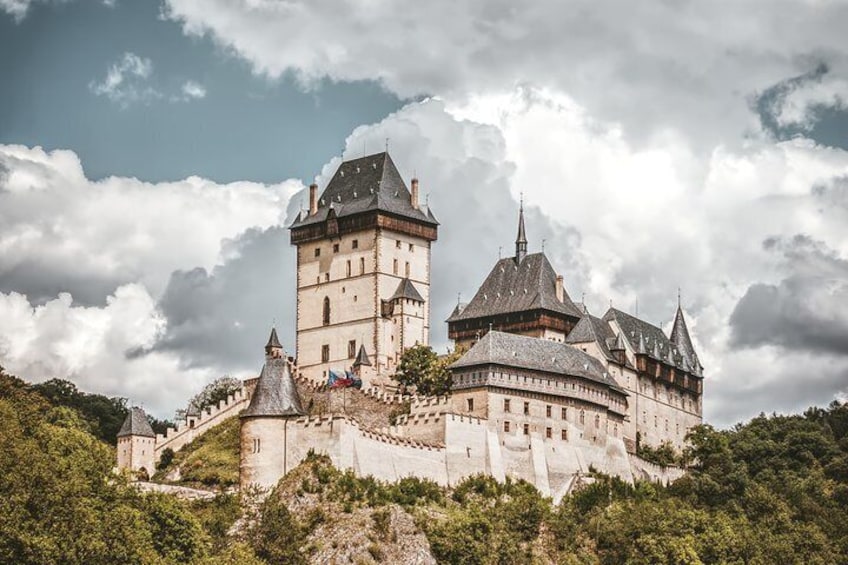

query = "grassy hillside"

[155,415,241,489]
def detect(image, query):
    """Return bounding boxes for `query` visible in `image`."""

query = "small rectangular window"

[504,421,510,433]
[405,261,410,278]
[546,405,552,418]
[546,427,552,439]
[408,243,414,252]
[348,340,356,358]
[504,399,510,413]
[346,260,351,277]
[333,243,339,253]
[321,344,330,362]
[393,259,398,275]
[467,398,474,411]
[523,423,529,435]
[523,401,530,415]
[314,248,321,257]
[352,239,359,249]
[561,429,568,441]
[561,407,567,420]
[360,257,365,275]
[396,240,401,249]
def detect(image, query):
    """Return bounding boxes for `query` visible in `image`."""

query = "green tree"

[186,376,242,415]
[394,344,463,396]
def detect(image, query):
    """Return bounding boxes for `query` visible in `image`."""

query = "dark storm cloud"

[729,235,848,356]
[148,223,297,372]
[708,353,848,426]
[0,260,121,306]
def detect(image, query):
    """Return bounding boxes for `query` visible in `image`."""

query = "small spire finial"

[677,287,682,308]
[515,198,527,263]
[541,238,546,252]
[457,292,462,306]
[498,245,502,259]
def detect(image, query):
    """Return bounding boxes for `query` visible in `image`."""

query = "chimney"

[309,183,318,215]
[410,178,419,210]
[555,275,564,302]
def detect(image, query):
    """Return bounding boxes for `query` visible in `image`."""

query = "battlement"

[154,384,251,458]
[409,395,450,413]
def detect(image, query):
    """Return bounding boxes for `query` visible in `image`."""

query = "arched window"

[323,296,330,326]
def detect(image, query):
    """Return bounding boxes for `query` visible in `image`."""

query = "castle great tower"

[289,152,438,387]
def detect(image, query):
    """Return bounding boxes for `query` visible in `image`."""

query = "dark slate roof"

[241,358,306,418]
[447,253,583,322]
[289,152,438,229]
[450,331,624,392]
[448,302,468,319]
[603,307,700,372]
[670,306,697,362]
[186,400,201,417]
[565,314,633,368]
[266,327,282,349]
[389,278,424,302]
[117,406,156,438]
[353,344,372,367]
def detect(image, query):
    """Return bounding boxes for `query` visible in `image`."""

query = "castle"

[117,152,703,498]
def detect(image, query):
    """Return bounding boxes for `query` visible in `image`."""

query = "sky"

[1,0,848,427]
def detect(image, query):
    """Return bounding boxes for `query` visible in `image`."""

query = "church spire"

[515,197,527,263]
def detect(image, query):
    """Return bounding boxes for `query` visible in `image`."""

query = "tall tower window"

[323,297,331,326]
[321,344,330,362]
[346,260,351,277]
[348,340,356,358]
[405,262,410,278]
[393,259,398,275]
[360,258,365,275]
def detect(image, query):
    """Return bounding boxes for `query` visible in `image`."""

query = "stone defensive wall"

[629,454,686,485]
[154,386,252,459]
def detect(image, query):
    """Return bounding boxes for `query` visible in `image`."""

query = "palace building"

[117,151,704,496]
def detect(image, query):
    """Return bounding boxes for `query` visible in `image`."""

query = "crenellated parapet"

[154,385,251,459]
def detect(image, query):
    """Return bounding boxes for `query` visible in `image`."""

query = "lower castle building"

[116,151,702,497]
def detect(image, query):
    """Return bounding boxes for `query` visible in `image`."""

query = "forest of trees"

[1,365,847,564]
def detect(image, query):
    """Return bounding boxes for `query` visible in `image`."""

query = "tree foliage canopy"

[393,344,463,396]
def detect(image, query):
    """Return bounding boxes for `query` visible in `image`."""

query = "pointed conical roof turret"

[670,305,697,365]
[353,344,372,367]
[637,332,647,355]
[515,201,528,264]
[610,332,626,352]
[242,358,305,418]
[117,406,156,438]
[265,327,283,358]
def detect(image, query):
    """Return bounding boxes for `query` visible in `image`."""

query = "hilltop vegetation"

[154,416,241,489]
[2,366,848,564]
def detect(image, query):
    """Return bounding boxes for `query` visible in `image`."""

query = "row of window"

[314,258,413,284]
[501,398,603,428]
[641,412,684,435]
[320,340,359,363]
[503,421,568,440]
[313,239,415,258]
